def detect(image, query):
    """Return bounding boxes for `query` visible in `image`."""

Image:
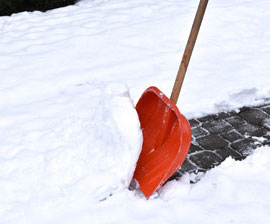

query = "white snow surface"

[0,0,270,223]
[0,82,143,222]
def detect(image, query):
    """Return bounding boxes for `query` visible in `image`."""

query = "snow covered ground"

[0,0,270,223]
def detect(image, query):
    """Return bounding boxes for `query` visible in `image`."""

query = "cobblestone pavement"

[171,102,270,181]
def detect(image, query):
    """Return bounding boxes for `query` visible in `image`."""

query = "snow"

[0,0,270,223]
[5,147,270,224]
[0,83,142,222]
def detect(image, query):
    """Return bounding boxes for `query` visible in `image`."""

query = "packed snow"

[0,0,270,223]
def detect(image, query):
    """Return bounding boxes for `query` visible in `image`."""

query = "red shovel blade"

[133,86,191,198]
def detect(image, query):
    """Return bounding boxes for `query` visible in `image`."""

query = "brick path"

[171,102,270,181]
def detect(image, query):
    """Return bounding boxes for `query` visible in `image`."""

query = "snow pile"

[0,83,142,223]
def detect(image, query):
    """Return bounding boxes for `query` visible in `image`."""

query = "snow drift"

[0,83,142,223]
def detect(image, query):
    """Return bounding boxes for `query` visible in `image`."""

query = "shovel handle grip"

[170,0,208,104]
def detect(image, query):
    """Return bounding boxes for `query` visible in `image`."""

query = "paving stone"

[221,130,243,142]
[252,128,269,137]
[179,159,198,173]
[237,123,261,136]
[168,160,198,181]
[197,114,218,122]
[216,111,237,119]
[191,126,208,138]
[239,107,269,126]
[262,106,270,115]
[231,138,260,156]
[264,120,270,130]
[215,148,244,161]
[189,119,200,128]
[189,151,223,170]
[196,134,228,150]
[189,143,205,153]
[172,102,270,180]
[202,119,233,134]
[168,170,182,181]
[226,116,247,128]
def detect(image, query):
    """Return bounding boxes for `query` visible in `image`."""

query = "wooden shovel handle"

[170,0,208,104]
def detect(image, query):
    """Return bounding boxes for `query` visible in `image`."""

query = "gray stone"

[198,114,218,122]
[189,143,205,153]
[189,119,200,128]
[196,134,228,150]
[202,119,233,134]
[226,116,247,128]
[189,151,223,170]
[192,126,208,138]
[239,108,269,126]
[231,138,260,156]
[171,102,270,181]
[215,148,244,161]
[168,160,198,181]
[168,171,182,181]
[179,159,198,173]
[217,111,237,119]
[237,123,260,136]
[252,128,269,137]
[264,119,270,130]
[221,130,243,142]
[262,106,270,115]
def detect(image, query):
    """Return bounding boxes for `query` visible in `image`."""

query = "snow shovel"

[133,0,209,198]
